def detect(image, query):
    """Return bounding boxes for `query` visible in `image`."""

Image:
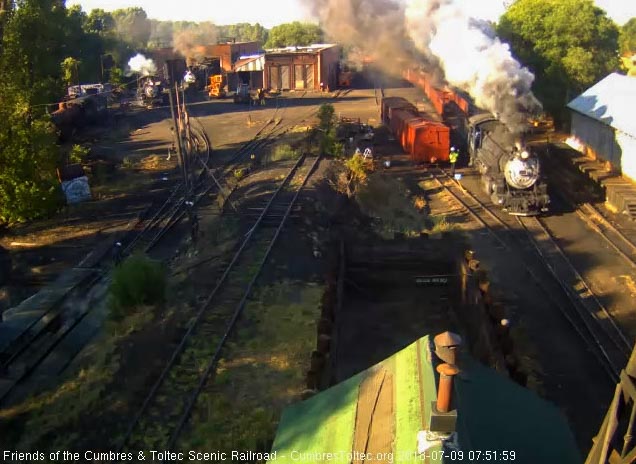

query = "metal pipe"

[436,363,459,413]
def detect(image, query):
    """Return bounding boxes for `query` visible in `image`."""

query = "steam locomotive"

[467,114,549,216]
[137,76,169,106]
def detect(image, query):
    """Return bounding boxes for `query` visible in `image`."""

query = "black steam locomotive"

[137,76,169,106]
[467,114,549,216]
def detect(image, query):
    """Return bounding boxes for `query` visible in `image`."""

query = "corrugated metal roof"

[567,73,636,136]
[234,55,264,72]
[264,43,338,54]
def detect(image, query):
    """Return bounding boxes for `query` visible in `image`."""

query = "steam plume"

[127,53,157,77]
[172,22,218,66]
[304,0,540,132]
[406,0,540,132]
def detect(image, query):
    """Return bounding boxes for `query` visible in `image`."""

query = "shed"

[263,44,340,91]
[567,73,636,181]
[268,334,580,464]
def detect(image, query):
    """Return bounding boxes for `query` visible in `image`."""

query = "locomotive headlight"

[520,150,529,159]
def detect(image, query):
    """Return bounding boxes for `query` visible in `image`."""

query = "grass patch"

[268,144,301,163]
[1,307,154,451]
[109,254,166,320]
[356,174,429,238]
[180,280,323,452]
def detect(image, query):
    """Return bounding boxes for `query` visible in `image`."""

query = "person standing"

[449,146,459,177]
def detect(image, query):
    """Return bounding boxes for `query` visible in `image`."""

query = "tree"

[264,21,322,48]
[85,8,115,35]
[497,0,619,124]
[219,22,268,45]
[620,18,636,54]
[111,7,151,49]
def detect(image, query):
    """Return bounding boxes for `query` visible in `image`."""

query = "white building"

[567,73,636,181]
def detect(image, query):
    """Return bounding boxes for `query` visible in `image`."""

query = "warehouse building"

[263,44,340,91]
[567,73,636,181]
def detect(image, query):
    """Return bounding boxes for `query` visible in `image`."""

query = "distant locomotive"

[467,114,549,216]
[137,76,168,106]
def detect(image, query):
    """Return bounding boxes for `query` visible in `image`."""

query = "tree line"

[0,0,634,225]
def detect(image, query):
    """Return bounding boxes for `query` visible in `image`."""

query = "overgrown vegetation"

[0,306,153,451]
[268,143,301,163]
[109,254,166,320]
[68,144,90,164]
[181,281,323,452]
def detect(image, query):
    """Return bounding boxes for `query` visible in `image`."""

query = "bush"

[269,144,300,162]
[109,254,166,320]
[68,144,89,164]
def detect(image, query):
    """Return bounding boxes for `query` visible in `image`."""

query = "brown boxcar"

[390,109,421,151]
[406,119,450,163]
[381,97,417,126]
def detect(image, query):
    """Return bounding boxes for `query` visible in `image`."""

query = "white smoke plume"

[406,0,540,132]
[305,0,540,132]
[173,22,218,66]
[126,53,157,77]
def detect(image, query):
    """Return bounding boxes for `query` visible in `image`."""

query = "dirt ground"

[0,106,179,313]
[1,80,625,456]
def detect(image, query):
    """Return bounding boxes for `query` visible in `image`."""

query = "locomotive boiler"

[467,114,549,216]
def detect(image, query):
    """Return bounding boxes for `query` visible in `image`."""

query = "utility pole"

[168,84,188,193]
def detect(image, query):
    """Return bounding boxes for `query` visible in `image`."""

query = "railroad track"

[0,110,212,406]
[540,150,636,272]
[116,153,321,455]
[429,167,631,382]
[0,90,330,408]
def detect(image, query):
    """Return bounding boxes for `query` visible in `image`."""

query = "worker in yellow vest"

[449,146,459,177]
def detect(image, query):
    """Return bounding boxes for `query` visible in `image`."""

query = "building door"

[280,65,290,90]
[305,65,314,90]
[269,66,280,90]
[295,65,305,90]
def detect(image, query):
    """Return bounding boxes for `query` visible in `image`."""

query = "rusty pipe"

[436,363,460,413]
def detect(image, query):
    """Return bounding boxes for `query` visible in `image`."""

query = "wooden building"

[263,44,340,92]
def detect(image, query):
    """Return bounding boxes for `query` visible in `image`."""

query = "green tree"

[219,22,268,45]
[111,7,151,49]
[498,0,619,124]
[620,18,636,54]
[264,21,322,48]
[85,8,115,35]
[316,103,337,155]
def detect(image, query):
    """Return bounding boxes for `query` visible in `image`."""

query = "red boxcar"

[406,119,450,163]
[390,109,421,150]
[381,95,451,164]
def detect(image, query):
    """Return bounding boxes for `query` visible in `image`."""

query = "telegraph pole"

[168,84,188,193]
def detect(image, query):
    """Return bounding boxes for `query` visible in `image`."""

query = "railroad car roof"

[567,72,636,137]
[267,334,580,463]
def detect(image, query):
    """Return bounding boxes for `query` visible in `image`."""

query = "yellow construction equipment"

[207,74,226,99]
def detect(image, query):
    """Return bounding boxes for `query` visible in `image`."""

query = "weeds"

[268,144,300,163]
[121,156,135,169]
[109,254,166,320]
[68,144,90,164]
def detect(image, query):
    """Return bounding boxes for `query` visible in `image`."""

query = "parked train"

[50,92,108,142]
[467,114,549,215]
[381,96,450,164]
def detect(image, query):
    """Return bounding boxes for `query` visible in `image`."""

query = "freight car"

[50,93,108,142]
[381,97,450,164]
[467,113,549,216]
